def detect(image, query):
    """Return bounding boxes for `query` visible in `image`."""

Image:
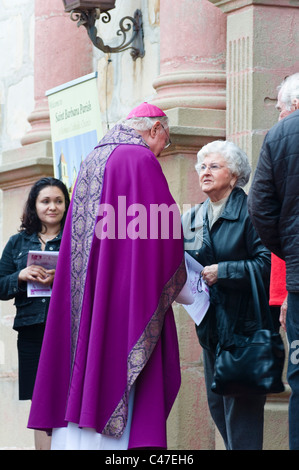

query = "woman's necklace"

[38,231,60,246]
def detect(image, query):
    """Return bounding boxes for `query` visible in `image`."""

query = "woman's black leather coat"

[182,187,271,351]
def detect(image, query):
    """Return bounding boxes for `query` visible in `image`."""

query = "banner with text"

[46,72,102,194]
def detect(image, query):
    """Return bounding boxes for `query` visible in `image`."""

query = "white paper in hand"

[182,252,210,325]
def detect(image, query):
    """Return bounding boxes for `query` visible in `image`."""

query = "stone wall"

[0,0,35,449]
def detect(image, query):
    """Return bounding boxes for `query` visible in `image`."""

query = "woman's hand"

[279,295,288,332]
[18,265,56,287]
[201,264,218,286]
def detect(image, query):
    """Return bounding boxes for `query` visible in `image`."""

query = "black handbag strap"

[247,262,275,331]
[202,200,275,334]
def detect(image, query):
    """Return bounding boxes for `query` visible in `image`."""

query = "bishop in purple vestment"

[28,103,188,449]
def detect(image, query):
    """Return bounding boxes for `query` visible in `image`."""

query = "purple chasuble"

[28,124,186,449]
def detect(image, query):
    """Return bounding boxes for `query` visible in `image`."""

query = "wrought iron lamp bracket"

[70,8,145,60]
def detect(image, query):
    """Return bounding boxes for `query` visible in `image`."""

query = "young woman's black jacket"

[182,187,271,351]
[0,230,62,330]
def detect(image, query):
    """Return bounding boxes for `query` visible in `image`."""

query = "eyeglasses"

[161,124,172,149]
[199,163,226,172]
[197,275,203,293]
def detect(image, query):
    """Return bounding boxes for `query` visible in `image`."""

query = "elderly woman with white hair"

[182,140,271,450]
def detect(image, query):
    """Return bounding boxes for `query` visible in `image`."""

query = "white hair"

[122,116,169,132]
[195,140,251,188]
[278,73,299,111]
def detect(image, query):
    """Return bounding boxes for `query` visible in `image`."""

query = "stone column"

[152,0,227,450]
[209,0,299,170]
[22,0,93,146]
[152,0,227,207]
[0,0,93,209]
[0,0,92,449]
[153,0,226,112]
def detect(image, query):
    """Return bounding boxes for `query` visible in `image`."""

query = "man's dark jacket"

[248,109,299,293]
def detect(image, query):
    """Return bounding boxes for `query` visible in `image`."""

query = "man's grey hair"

[195,140,251,188]
[278,73,299,111]
[123,115,169,132]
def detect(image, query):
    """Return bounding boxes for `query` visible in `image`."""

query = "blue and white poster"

[46,72,103,195]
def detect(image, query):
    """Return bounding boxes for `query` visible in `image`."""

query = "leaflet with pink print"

[27,250,59,297]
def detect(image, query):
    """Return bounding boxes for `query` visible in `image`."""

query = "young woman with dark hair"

[20,177,70,235]
[0,177,70,449]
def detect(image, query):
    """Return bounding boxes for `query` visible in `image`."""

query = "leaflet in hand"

[182,252,210,325]
[27,250,59,297]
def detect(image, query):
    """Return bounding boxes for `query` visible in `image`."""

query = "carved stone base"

[0,141,54,191]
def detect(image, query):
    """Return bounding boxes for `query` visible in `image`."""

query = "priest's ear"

[292,98,299,110]
[150,121,161,137]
